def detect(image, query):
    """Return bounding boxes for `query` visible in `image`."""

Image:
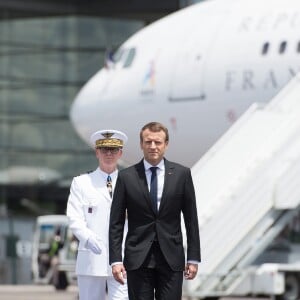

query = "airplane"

[70,0,300,167]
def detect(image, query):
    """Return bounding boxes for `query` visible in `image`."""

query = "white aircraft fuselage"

[70,0,300,167]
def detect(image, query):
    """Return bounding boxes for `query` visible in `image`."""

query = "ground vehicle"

[31,215,78,290]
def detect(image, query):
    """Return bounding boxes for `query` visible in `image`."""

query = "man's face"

[140,129,168,165]
[96,147,122,169]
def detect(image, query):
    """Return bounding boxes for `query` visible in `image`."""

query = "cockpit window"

[112,48,124,63]
[123,48,136,68]
[105,47,135,69]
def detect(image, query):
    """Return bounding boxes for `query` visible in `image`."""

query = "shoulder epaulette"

[80,170,93,175]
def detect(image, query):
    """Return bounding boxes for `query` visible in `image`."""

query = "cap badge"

[102,132,114,138]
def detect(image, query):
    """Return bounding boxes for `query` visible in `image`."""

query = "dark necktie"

[107,175,112,198]
[150,167,158,213]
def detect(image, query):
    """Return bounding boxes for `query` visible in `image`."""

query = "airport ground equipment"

[183,74,300,300]
[31,215,77,290]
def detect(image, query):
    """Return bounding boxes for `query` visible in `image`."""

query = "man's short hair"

[140,122,169,142]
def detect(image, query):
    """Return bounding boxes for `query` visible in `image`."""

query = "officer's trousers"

[77,275,128,300]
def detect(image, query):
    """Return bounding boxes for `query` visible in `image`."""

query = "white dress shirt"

[143,159,165,211]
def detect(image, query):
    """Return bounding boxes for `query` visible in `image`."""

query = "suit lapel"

[159,159,175,213]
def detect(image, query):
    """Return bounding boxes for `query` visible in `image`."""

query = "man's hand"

[184,263,198,280]
[112,264,127,285]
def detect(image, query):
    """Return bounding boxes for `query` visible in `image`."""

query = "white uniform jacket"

[67,168,123,277]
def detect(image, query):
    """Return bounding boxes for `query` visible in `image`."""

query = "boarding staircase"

[184,74,300,297]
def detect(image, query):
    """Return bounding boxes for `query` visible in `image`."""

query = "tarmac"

[0,284,79,300]
[0,285,272,300]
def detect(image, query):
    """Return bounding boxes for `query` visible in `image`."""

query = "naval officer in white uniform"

[67,129,128,300]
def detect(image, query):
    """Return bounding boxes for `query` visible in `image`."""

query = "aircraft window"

[279,41,287,54]
[123,48,136,68]
[106,47,135,68]
[112,48,124,63]
[297,42,300,53]
[262,42,269,55]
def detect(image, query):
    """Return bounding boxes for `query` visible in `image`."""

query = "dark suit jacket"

[109,158,201,271]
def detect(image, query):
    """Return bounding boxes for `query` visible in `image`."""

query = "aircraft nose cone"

[70,69,110,144]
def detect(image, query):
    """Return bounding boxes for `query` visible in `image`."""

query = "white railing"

[184,74,300,296]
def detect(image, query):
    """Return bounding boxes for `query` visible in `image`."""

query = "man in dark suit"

[109,121,201,300]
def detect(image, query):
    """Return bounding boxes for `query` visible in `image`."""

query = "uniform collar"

[97,167,118,180]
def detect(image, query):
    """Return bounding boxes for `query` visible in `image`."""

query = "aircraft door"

[168,15,223,102]
[169,39,206,102]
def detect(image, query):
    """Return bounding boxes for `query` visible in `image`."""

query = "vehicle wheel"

[281,273,299,300]
[54,271,69,290]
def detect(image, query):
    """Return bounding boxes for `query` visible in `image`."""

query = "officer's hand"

[112,264,127,285]
[86,235,102,254]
